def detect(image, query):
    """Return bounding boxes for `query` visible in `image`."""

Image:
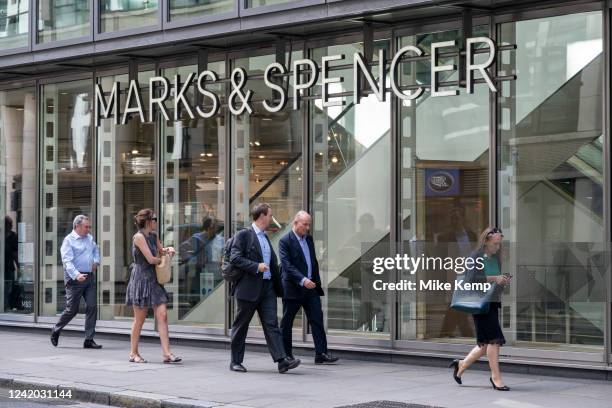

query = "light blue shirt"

[293,231,312,287]
[252,223,271,280]
[61,231,100,282]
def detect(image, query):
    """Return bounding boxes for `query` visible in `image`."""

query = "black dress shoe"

[50,330,60,347]
[449,359,462,385]
[230,363,247,373]
[83,340,102,349]
[490,377,510,391]
[278,357,301,373]
[315,353,339,364]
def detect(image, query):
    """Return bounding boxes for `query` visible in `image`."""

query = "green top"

[482,254,500,277]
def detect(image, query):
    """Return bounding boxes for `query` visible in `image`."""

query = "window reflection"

[231,52,304,328]
[97,71,156,321]
[310,41,391,337]
[0,0,28,49]
[100,0,158,33]
[161,63,226,328]
[40,80,94,317]
[0,87,36,315]
[38,0,89,43]
[398,28,490,343]
[498,11,605,351]
[247,0,295,7]
[169,0,233,21]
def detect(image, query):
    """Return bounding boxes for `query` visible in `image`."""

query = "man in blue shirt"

[229,203,300,373]
[279,211,338,364]
[50,215,101,349]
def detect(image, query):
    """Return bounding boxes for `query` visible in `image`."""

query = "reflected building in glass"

[0,0,611,376]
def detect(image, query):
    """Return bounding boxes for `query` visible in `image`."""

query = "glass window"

[40,80,94,317]
[397,28,490,342]
[100,0,158,33]
[231,52,304,329]
[160,62,226,328]
[310,40,392,338]
[97,71,156,322]
[0,87,36,315]
[231,52,303,236]
[169,0,233,22]
[38,0,89,43]
[0,0,29,49]
[498,11,605,352]
[247,0,294,7]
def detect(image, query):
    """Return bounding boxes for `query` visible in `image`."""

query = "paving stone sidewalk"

[0,328,611,408]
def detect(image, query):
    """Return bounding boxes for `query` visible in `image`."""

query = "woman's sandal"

[163,353,182,364]
[129,354,147,363]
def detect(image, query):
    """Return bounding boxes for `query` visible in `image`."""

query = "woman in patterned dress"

[126,209,181,364]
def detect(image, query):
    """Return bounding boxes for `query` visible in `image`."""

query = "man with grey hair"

[50,215,101,349]
[279,210,338,364]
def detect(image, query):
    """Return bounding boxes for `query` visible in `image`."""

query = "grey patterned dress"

[125,230,169,308]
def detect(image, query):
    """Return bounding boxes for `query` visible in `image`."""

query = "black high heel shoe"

[490,377,510,391]
[448,359,462,385]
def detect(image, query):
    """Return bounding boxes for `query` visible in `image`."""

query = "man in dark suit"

[229,203,300,374]
[280,211,338,364]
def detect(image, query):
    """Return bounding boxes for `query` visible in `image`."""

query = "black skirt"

[472,302,506,347]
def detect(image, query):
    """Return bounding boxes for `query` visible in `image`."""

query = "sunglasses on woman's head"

[487,227,503,236]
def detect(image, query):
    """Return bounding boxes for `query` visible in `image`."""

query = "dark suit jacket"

[229,227,283,302]
[279,231,324,300]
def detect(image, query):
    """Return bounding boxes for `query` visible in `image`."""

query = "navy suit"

[229,227,286,364]
[279,231,328,357]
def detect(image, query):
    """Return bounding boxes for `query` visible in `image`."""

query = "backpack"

[221,229,254,283]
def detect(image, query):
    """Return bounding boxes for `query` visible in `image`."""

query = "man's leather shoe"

[286,355,295,362]
[230,363,247,372]
[50,330,60,347]
[315,353,339,364]
[83,340,102,349]
[278,357,300,373]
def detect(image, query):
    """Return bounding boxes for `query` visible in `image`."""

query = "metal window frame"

[32,0,94,50]
[94,0,163,40]
[223,50,232,336]
[605,0,612,368]
[35,73,95,327]
[0,79,36,91]
[0,80,37,321]
[491,1,608,364]
[240,0,325,17]
[91,65,137,332]
[163,0,239,29]
[156,56,230,333]
[0,0,31,56]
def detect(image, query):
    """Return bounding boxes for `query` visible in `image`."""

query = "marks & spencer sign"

[95,37,507,125]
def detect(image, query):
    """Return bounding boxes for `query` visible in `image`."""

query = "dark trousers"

[53,274,97,340]
[230,280,286,364]
[281,291,327,357]
[3,279,23,310]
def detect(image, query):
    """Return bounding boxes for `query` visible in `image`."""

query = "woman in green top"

[449,227,511,391]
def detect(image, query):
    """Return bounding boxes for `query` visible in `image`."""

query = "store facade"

[1,0,611,372]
